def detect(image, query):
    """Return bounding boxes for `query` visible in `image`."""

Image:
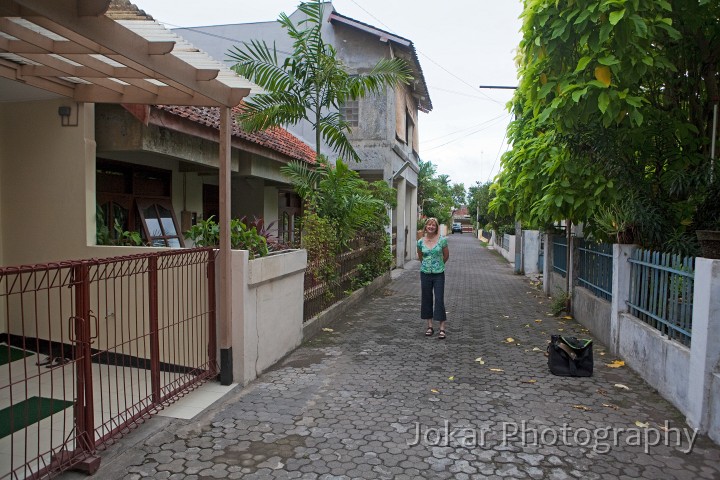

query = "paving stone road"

[67,234,720,479]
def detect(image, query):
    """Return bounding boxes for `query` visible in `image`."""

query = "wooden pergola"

[0,0,250,384]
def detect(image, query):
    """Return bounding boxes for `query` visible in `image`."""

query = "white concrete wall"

[228,248,307,385]
[499,234,516,264]
[617,311,691,414]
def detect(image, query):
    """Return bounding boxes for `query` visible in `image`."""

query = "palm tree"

[228,0,413,162]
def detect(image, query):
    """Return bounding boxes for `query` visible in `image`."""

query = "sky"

[133,0,524,191]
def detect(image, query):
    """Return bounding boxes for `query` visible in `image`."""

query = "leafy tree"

[451,183,467,208]
[492,0,720,253]
[228,0,413,162]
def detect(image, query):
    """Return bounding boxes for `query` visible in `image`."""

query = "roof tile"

[157,105,316,164]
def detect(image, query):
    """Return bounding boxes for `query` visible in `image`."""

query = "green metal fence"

[627,249,694,346]
[577,240,613,301]
[552,235,567,278]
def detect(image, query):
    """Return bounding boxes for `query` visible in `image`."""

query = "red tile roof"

[157,105,316,164]
[453,206,470,217]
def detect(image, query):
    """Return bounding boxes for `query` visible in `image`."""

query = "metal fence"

[303,236,386,322]
[0,248,216,479]
[627,249,694,346]
[576,240,613,301]
[552,235,568,277]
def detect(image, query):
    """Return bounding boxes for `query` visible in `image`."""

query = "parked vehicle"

[452,222,463,234]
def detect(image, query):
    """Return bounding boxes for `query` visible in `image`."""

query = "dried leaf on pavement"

[573,405,592,411]
[606,360,625,368]
[614,383,630,390]
[430,388,439,394]
[635,421,650,428]
[489,368,504,372]
[475,357,485,364]
[602,403,620,410]
[322,328,334,332]
[505,337,515,343]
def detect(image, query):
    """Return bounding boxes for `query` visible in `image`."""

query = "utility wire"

[424,113,512,152]
[486,128,510,183]
[344,0,503,104]
[424,113,509,144]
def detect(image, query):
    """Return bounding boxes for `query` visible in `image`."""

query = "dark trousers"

[420,272,447,321]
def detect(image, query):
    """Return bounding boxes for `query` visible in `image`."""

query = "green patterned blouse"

[417,236,448,274]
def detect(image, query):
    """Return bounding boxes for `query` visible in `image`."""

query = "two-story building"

[174,1,432,267]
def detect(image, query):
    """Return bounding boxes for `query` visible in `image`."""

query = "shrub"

[185,216,269,259]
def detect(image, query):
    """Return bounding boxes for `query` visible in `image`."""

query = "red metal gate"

[0,248,216,479]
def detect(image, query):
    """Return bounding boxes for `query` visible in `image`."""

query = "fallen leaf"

[635,421,649,428]
[430,389,439,394]
[546,313,554,316]
[448,376,455,381]
[506,337,515,343]
[522,379,537,384]
[614,383,630,390]
[321,328,334,332]
[558,328,564,332]
[525,324,530,328]
[489,368,504,372]
[658,424,669,432]
[535,319,542,323]
[596,388,608,396]
[562,315,573,320]
[602,403,620,410]
[503,315,510,318]
[599,352,606,356]
[606,360,625,368]
[532,347,542,352]
[475,357,485,364]
[573,405,592,411]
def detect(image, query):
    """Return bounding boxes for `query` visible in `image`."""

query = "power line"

[424,113,509,143]
[486,128,510,183]
[345,0,503,104]
[423,113,512,152]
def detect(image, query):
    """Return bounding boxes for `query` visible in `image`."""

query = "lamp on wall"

[58,104,78,127]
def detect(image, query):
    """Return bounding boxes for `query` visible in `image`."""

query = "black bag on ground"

[547,335,593,377]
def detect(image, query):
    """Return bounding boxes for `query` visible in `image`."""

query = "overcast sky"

[133,0,524,192]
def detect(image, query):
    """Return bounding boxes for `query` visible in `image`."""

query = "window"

[137,199,183,247]
[96,159,184,247]
[340,99,359,128]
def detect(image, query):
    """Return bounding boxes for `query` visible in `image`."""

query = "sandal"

[425,327,434,337]
[438,330,446,340]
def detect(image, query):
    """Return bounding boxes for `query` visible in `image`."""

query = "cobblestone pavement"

[67,235,720,479]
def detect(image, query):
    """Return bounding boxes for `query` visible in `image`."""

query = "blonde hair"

[424,217,440,236]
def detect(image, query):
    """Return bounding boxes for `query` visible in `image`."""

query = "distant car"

[451,222,463,234]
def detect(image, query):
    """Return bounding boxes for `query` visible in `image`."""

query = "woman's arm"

[417,247,423,261]
[443,245,449,263]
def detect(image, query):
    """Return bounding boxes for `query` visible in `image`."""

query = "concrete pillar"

[687,259,720,433]
[395,177,407,268]
[522,230,541,275]
[543,233,552,296]
[610,244,638,355]
[408,184,418,260]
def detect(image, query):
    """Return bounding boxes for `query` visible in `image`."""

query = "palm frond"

[280,160,325,203]
[317,113,360,162]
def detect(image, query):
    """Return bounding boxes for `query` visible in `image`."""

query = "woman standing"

[417,218,450,339]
